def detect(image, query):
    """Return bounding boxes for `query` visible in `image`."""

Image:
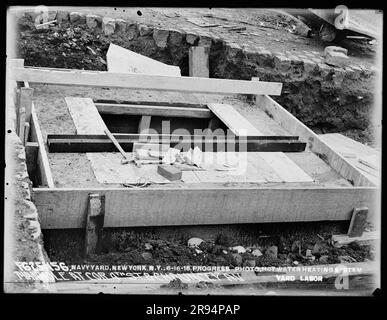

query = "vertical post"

[189,46,210,78]
[18,87,34,144]
[85,193,105,257]
[14,88,21,135]
[348,207,368,237]
[138,115,152,134]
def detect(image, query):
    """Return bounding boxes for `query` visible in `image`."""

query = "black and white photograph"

[3,5,382,301]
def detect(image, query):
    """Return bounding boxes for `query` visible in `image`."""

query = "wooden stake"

[347,207,368,237]
[85,193,105,257]
[189,46,210,77]
[24,122,30,145]
[25,141,39,183]
[138,115,152,134]
[18,87,34,143]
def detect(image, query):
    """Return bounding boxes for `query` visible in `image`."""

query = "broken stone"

[251,248,263,257]
[115,19,127,32]
[153,29,169,49]
[141,252,153,260]
[243,259,256,268]
[56,11,69,24]
[324,47,349,67]
[274,54,292,72]
[144,243,153,251]
[139,24,153,36]
[312,243,324,255]
[198,36,212,47]
[195,248,203,254]
[18,153,26,161]
[230,246,246,254]
[291,240,301,253]
[338,255,356,263]
[127,24,139,40]
[293,261,299,265]
[265,246,278,259]
[305,249,313,257]
[69,12,86,25]
[102,17,115,36]
[231,253,243,267]
[324,46,348,57]
[222,250,228,255]
[187,237,204,248]
[86,14,101,29]
[319,255,329,264]
[186,33,198,45]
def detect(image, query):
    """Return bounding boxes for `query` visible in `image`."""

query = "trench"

[14,13,376,271]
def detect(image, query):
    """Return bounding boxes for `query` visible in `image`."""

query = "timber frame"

[6,59,379,230]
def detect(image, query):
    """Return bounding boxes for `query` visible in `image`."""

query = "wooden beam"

[138,115,152,134]
[47,134,306,153]
[207,103,263,136]
[25,141,39,182]
[96,103,212,118]
[332,230,379,248]
[348,207,368,237]
[85,194,105,257]
[20,87,34,123]
[256,95,375,186]
[29,102,55,188]
[65,97,108,134]
[32,186,377,229]
[14,88,21,136]
[94,99,206,109]
[23,122,30,145]
[189,46,210,77]
[11,67,283,96]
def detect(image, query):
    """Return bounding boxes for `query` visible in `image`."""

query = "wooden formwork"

[7,59,379,230]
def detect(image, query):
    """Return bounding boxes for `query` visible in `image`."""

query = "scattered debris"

[187,237,204,248]
[161,278,188,290]
[324,46,349,67]
[230,253,243,266]
[230,246,246,254]
[251,248,263,257]
[265,246,278,259]
[141,251,153,260]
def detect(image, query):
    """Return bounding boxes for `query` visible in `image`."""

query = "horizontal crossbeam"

[47,134,306,153]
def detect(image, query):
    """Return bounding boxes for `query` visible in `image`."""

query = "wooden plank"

[29,103,55,188]
[94,99,206,109]
[258,152,314,183]
[86,153,172,184]
[347,207,368,237]
[32,186,377,229]
[47,134,306,153]
[14,88,21,135]
[189,46,210,77]
[85,194,105,257]
[23,122,30,145]
[96,103,212,118]
[12,67,283,96]
[207,103,263,136]
[65,97,108,134]
[319,133,380,186]
[25,141,38,181]
[138,115,152,134]
[256,95,375,186]
[332,230,380,248]
[106,43,181,76]
[20,87,34,123]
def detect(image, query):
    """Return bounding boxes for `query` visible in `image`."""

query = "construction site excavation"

[5,7,381,295]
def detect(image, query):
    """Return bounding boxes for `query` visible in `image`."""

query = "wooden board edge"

[256,95,376,187]
[26,81,55,188]
[11,67,283,96]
